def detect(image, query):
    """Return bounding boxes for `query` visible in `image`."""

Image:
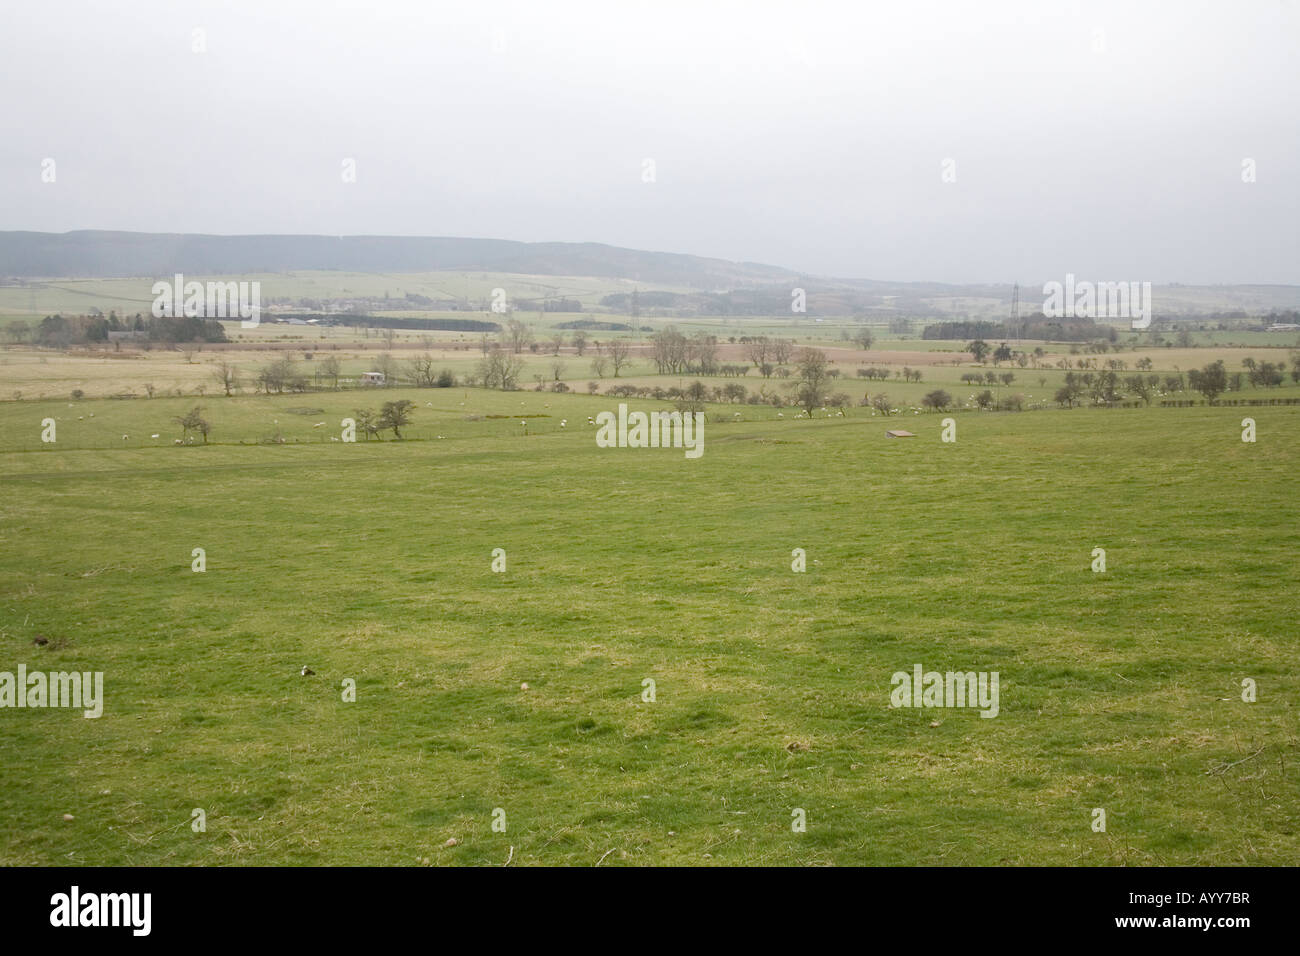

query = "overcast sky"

[1,0,1297,283]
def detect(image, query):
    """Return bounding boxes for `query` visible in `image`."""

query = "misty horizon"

[6,228,1300,294]
[2,0,1297,285]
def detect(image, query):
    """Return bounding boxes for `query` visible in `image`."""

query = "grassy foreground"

[0,391,1296,865]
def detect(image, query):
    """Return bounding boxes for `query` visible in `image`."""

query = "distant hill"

[0,230,801,289]
[4,232,1299,321]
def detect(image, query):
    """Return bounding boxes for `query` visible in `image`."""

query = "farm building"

[361,371,385,386]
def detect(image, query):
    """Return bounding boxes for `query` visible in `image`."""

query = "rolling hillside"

[0,231,801,290]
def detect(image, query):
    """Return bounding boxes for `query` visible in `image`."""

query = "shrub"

[921,389,953,410]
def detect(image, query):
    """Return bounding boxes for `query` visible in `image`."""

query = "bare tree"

[651,325,688,374]
[353,408,383,440]
[375,352,399,384]
[257,357,295,394]
[688,332,718,374]
[503,318,533,353]
[212,361,239,397]
[477,346,526,389]
[173,406,211,443]
[606,339,631,377]
[407,353,438,387]
[771,338,794,365]
[318,354,341,389]
[792,347,830,417]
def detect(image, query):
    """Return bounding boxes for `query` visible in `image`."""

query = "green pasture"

[0,388,1296,865]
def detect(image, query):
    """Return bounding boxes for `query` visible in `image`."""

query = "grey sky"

[1,0,1297,283]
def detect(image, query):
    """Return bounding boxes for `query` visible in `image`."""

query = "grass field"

[1,384,1296,865]
[3,330,1298,409]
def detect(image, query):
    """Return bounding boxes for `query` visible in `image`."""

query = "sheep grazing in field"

[151,433,160,438]
[313,421,325,428]
[560,420,567,427]
[121,435,128,441]
[174,439,183,444]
